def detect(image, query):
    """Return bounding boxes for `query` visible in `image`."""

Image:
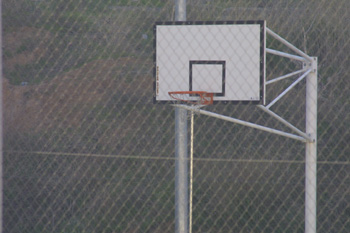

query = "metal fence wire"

[2,0,350,232]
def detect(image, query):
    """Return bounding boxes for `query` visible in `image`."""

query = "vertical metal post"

[175,0,186,21]
[305,57,317,233]
[174,1,187,233]
[0,0,3,231]
[175,108,188,233]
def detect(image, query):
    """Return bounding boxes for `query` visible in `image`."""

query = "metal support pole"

[305,58,317,233]
[174,1,188,233]
[175,108,188,233]
[305,57,317,233]
[175,0,186,21]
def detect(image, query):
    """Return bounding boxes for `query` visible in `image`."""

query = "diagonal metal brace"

[175,104,309,143]
[258,105,312,141]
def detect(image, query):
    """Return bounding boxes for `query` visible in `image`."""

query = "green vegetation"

[3,0,350,232]
[3,0,156,85]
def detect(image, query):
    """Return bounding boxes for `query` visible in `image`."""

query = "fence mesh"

[2,0,350,232]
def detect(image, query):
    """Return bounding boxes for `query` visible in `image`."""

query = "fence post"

[305,57,317,233]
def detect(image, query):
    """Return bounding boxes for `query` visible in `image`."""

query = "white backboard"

[154,20,266,104]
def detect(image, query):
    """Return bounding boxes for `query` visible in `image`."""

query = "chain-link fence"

[2,0,350,232]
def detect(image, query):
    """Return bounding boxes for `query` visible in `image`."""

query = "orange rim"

[168,91,214,105]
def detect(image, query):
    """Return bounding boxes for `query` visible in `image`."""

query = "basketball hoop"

[168,91,214,106]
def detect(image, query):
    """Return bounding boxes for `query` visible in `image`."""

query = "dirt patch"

[3,25,154,154]
[3,57,153,136]
[3,26,53,70]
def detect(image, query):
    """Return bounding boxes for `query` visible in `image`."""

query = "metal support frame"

[265,69,311,109]
[266,28,313,62]
[176,104,309,142]
[257,105,310,140]
[266,48,306,62]
[172,22,317,233]
[265,31,317,233]
[266,68,309,85]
